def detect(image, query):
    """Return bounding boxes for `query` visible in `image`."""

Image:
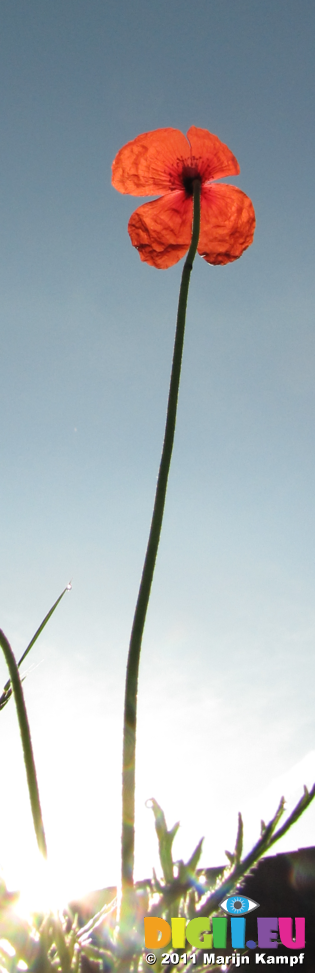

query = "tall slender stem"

[121,180,201,922]
[0,628,47,858]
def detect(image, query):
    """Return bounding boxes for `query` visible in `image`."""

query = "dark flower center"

[181,167,201,196]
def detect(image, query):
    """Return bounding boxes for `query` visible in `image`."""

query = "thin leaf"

[234,812,243,864]
[77,897,117,942]
[0,583,71,709]
[50,918,71,973]
[146,798,179,883]
[186,837,204,874]
[0,629,47,858]
[268,781,315,848]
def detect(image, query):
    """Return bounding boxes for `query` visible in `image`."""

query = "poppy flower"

[112,126,255,269]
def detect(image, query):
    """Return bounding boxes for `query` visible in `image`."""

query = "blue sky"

[0,0,315,904]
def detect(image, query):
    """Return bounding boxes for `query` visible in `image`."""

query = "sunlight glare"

[13,853,75,919]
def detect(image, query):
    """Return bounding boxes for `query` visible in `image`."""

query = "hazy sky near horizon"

[0,0,315,904]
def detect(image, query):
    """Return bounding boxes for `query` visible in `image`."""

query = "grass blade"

[0,628,47,857]
[0,583,71,709]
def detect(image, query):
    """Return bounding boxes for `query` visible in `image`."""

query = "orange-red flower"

[112,126,255,270]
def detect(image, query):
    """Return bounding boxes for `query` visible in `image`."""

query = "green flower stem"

[0,628,47,858]
[121,179,201,920]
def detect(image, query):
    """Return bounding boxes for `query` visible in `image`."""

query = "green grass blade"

[0,583,72,707]
[0,628,47,857]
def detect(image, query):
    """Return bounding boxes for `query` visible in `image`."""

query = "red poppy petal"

[187,127,240,181]
[198,184,255,265]
[112,128,189,197]
[128,192,192,268]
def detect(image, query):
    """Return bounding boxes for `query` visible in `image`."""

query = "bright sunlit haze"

[0,0,315,910]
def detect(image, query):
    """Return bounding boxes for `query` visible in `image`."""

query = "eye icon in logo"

[220,895,259,916]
